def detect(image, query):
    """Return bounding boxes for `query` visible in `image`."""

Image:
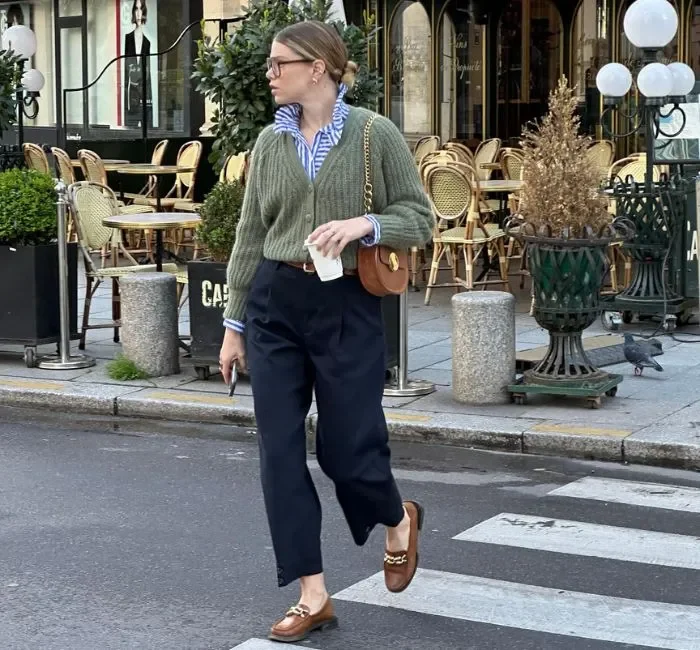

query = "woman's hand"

[219,328,247,383]
[308,217,374,258]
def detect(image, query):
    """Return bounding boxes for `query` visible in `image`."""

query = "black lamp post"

[595,0,697,327]
[1,24,44,148]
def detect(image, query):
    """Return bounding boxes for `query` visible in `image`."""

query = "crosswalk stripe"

[453,513,700,570]
[547,476,700,513]
[333,569,700,649]
[229,639,307,649]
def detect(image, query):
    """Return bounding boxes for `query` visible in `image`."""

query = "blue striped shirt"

[224,84,379,334]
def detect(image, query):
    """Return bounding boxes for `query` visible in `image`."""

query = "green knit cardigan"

[224,106,434,322]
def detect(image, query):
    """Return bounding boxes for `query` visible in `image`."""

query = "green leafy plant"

[106,355,150,380]
[193,0,383,168]
[0,168,59,246]
[197,179,246,262]
[0,49,22,139]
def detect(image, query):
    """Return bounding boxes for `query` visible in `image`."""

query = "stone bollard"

[120,273,180,377]
[452,291,515,404]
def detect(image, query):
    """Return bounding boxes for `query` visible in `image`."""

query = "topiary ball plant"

[197,179,246,263]
[0,168,58,246]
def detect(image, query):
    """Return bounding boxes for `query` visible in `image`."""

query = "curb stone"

[0,379,697,470]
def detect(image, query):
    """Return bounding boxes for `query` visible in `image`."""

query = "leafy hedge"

[0,168,58,246]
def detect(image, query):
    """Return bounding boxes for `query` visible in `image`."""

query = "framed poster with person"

[119,0,158,129]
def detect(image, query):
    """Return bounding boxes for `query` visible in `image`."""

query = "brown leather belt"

[283,260,357,276]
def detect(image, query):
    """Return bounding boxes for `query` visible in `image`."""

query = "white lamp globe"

[596,63,633,97]
[21,68,44,93]
[637,62,673,97]
[1,25,37,60]
[667,61,695,96]
[623,0,678,49]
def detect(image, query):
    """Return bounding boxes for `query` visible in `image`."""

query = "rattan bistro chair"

[423,163,509,305]
[23,143,51,174]
[473,137,502,181]
[413,135,441,165]
[586,140,615,184]
[67,181,179,349]
[133,140,203,210]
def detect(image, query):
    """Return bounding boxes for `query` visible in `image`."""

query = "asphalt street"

[0,406,699,650]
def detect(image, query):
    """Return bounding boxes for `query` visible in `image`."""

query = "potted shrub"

[507,77,633,408]
[186,179,245,379]
[0,168,78,365]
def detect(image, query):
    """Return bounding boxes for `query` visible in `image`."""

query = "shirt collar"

[274,83,350,143]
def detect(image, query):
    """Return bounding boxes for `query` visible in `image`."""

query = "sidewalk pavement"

[1,270,699,470]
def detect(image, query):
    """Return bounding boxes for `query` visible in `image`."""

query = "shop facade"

[345,0,700,150]
[0,0,243,151]
[4,0,700,158]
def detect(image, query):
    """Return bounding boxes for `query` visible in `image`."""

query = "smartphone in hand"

[228,361,238,396]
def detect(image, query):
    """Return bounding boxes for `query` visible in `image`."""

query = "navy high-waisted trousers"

[245,259,404,587]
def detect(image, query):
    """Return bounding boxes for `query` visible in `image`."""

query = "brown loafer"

[384,500,424,593]
[268,597,338,643]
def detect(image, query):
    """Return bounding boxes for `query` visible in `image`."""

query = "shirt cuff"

[223,318,245,333]
[359,214,380,247]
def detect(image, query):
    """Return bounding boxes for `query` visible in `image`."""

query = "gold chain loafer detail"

[384,500,424,593]
[268,597,338,643]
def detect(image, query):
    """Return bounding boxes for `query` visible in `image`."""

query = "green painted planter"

[526,237,612,385]
[506,220,631,407]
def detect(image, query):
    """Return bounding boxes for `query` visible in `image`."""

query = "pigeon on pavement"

[623,334,664,376]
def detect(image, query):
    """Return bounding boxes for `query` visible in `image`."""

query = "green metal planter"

[507,221,632,408]
[608,175,695,324]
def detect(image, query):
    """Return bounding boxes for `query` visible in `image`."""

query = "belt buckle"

[302,262,315,274]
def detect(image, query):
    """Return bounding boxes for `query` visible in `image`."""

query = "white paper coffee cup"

[303,239,343,281]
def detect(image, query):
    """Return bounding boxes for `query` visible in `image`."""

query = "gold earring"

[312,78,318,85]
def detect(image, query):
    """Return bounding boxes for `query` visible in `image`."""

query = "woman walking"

[219,20,434,643]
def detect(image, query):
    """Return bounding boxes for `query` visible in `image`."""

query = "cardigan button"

[305,214,311,221]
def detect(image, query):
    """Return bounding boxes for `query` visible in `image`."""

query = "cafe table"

[71,158,130,172]
[478,179,524,193]
[102,212,201,271]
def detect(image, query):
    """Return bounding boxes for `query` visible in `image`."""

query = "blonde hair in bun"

[275,20,355,87]
[341,60,359,88]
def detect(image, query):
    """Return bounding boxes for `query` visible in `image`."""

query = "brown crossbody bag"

[356,115,409,297]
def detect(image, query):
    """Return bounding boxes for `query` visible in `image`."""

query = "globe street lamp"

[1,25,45,147]
[595,0,697,325]
[596,0,695,188]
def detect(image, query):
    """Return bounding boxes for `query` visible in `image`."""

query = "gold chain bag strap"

[357,115,409,297]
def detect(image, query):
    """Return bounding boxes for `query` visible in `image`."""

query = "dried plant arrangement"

[517,76,611,239]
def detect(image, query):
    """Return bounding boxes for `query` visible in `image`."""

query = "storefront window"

[497,0,562,143]
[389,0,431,136]
[438,2,482,144]
[0,0,55,128]
[571,0,610,135]
[58,0,192,141]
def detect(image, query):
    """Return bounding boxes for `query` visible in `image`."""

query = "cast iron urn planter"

[607,174,694,324]
[506,219,633,408]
